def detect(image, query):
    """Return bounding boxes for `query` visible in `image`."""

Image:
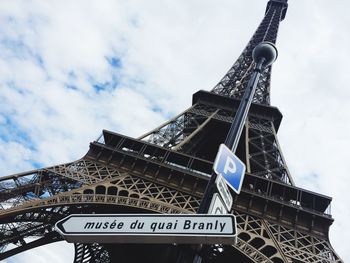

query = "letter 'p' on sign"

[213,144,246,194]
[224,156,236,174]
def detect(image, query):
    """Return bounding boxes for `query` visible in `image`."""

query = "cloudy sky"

[1,0,349,262]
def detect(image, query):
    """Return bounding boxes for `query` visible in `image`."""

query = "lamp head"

[252,42,278,67]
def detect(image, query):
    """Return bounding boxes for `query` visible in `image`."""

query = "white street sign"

[215,174,233,211]
[208,193,227,215]
[55,214,237,244]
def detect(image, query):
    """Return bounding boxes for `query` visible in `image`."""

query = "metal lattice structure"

[0,0,343,262]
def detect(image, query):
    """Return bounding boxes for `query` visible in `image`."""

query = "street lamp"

[193,41,278,263]
[224,41,278,152]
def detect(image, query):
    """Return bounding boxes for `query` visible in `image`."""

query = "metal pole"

[196,58,265,215]
[192,42,278,263]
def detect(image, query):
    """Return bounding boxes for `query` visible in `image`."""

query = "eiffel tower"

[0,0,343,262]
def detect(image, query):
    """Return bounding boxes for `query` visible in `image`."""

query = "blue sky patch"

[106,56,122,68]
[151,105,162,113]
[93,83,109,92]
[0,37,44,68]
[0,114,35,151]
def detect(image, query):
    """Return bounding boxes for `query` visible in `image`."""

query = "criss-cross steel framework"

[0,0,343,262]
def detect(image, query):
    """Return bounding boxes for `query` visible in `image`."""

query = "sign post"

[192,42,278,263]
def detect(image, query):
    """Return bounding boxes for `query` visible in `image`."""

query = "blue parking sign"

[213,144,246,194]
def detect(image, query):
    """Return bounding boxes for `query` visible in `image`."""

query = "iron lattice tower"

[0,0,343,262]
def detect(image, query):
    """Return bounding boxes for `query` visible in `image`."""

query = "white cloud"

[0,0,349,261]
[4,241,74,263]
